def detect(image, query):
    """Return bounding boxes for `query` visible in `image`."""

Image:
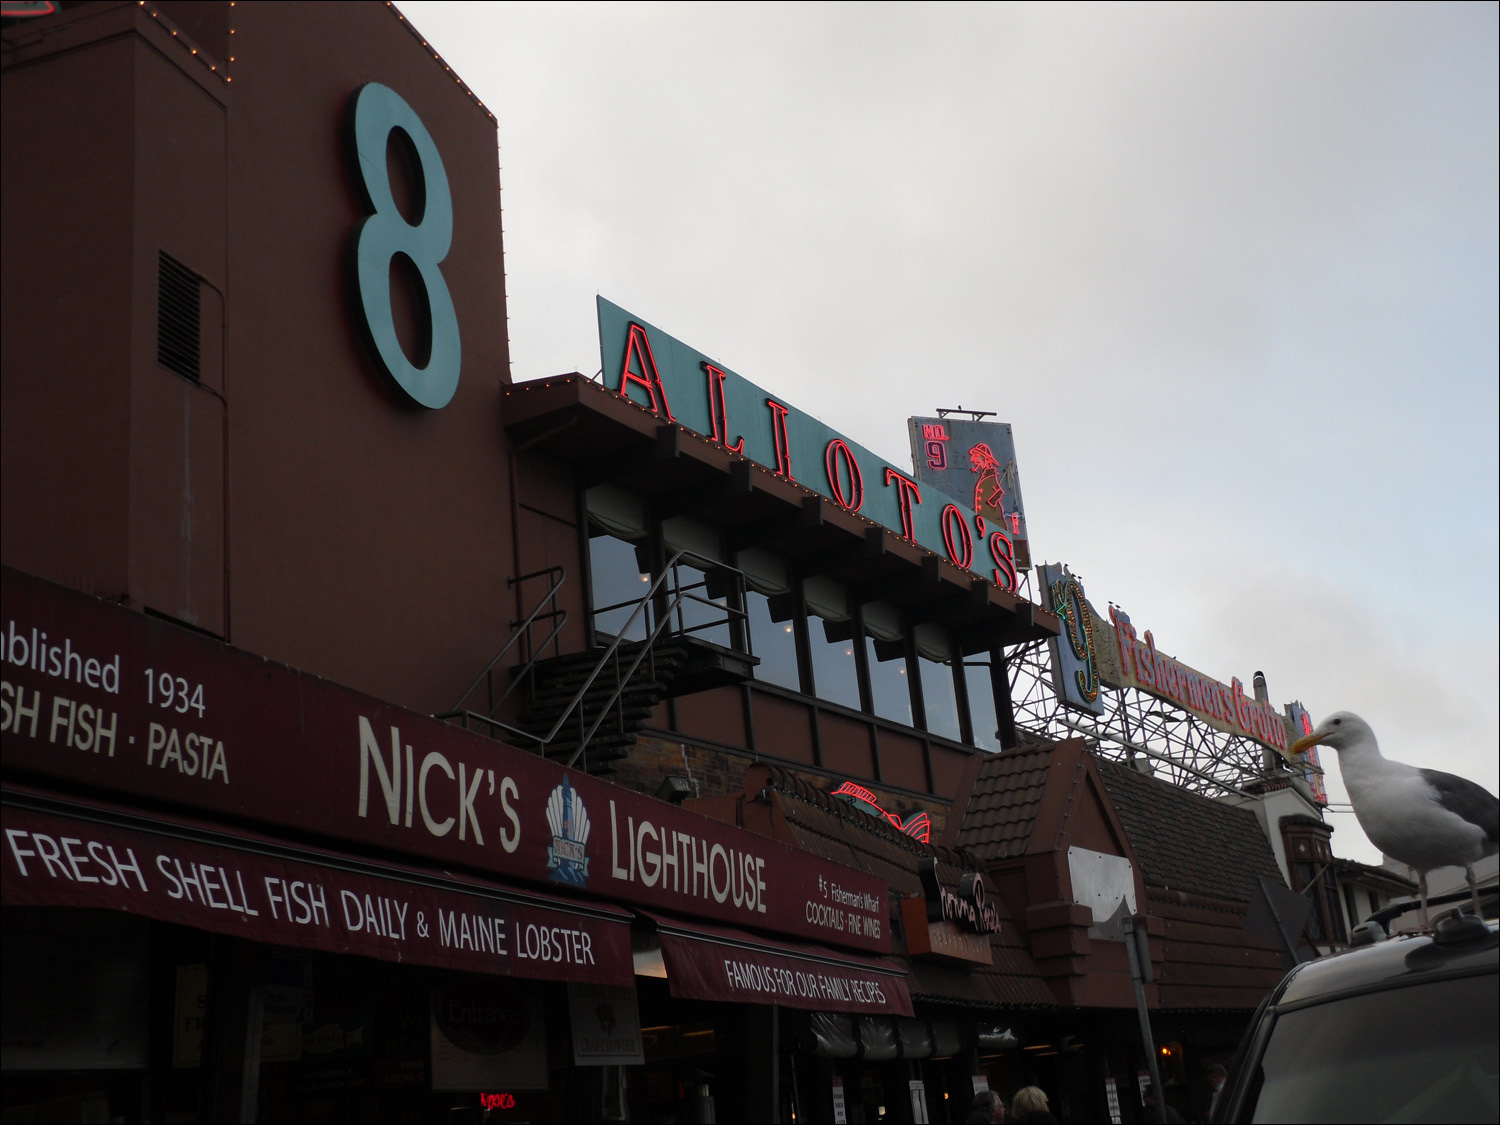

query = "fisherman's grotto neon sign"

[602,303,1019,592]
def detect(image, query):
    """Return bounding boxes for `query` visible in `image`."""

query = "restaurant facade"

[2,4,1308,1123]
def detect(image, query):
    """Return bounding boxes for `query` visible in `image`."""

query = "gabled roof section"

[1096,758,1283,903]
[947,739,1135,867]
[945,744,1053,860]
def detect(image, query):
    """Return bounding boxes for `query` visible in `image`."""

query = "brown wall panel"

[515,449,578,524]
[877,728,929,793]
[749,693,816,766]
[929,743,971,801]
[675,688,747,750]
[1067,778,1127,855]
[215,4,514,713]
[513,507,587,657]
[1,26,136,598]
[818,710,874,780]
[129,372,226,634]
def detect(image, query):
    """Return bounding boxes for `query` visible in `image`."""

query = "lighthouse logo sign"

[545,775,591,886]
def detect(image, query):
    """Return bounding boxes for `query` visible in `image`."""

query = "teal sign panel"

[596,298,1018,590]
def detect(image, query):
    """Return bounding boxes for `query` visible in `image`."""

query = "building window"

[744,589,801,691]
[808,618,862,711]
[580,503,1007,747]
[1284,824,1347,945]
[861,602,912,727]
[587,528,651,641]
[963,656,1003,751]
[914,625,962,743]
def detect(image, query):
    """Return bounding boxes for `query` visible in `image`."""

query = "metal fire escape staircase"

[440,553,757,775]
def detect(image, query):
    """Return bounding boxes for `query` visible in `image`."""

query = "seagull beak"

[1290,731,1327,756]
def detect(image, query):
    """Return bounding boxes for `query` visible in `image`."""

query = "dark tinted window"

[745,590,800,691]
[916,636,962,743]
[964,659,1002,751]
[589,532,651,641]
[864,636,911,725]
[809,619,861,710]
[666,560,732,648]
[1250,972,1499,1123]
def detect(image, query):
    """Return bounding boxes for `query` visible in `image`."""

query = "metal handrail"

[554,549,749,767]
[445,550,750,770]
[441,565,567,723]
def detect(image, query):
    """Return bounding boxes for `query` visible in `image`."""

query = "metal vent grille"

[157,252,200,380]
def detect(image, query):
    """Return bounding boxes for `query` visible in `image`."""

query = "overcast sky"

[398,1,1498,865]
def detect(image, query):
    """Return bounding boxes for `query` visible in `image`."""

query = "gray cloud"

[400,0,1499,862]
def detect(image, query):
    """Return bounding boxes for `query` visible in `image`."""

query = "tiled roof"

[1149,890,1287,1010]
[950,745,1053,861]
[1091,760,1293,1009]
[755,765,1056,1009]
[1095,759,1284,904]
[947,745,1291,1012]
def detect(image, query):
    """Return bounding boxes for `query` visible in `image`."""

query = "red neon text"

[617,324,675,421]
[766,399,793,478]
[703,363,745,454]
[987,530,1016,593]
[883,468,921,541]
[824,439,864,512]
[939,504,973,569]
[479,1092,517,1110]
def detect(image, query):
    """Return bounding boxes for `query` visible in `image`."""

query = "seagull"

[1293,711,1498,926]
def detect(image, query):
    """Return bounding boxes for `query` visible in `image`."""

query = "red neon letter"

[940,504,973,569]
[824,439,864,511]
[766,399,793,478]
[617,323,675,421]
[703,363,744,453]
[883,468,921,541]
[987,530,1017,592]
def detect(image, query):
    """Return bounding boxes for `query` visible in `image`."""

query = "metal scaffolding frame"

[1004,638,1274,796]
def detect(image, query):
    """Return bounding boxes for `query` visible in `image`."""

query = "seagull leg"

[1467,864,1482,918]
[1418,871,1429,928]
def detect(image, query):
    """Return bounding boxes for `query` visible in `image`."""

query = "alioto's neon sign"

[599,299,1020,593]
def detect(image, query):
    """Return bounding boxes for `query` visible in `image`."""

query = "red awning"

[642,910,914,1017]
[1,789,634,986]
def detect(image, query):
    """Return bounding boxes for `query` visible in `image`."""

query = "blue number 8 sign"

[349,83,461,409]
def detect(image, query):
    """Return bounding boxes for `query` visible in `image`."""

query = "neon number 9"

[349,83,461,409]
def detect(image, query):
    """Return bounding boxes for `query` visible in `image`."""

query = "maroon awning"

[1,790,634,986]
[643,910,914,1017]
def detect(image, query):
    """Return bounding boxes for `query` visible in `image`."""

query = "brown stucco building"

[3,4,1297,1123]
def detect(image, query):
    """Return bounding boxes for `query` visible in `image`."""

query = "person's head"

[1012,1087,1049,1116]
[970,1088,1006,1122]
[968,442,999,474]
[1143,1083,1159,1106]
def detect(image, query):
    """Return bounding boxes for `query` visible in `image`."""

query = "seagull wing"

[1418,768,1500,849]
